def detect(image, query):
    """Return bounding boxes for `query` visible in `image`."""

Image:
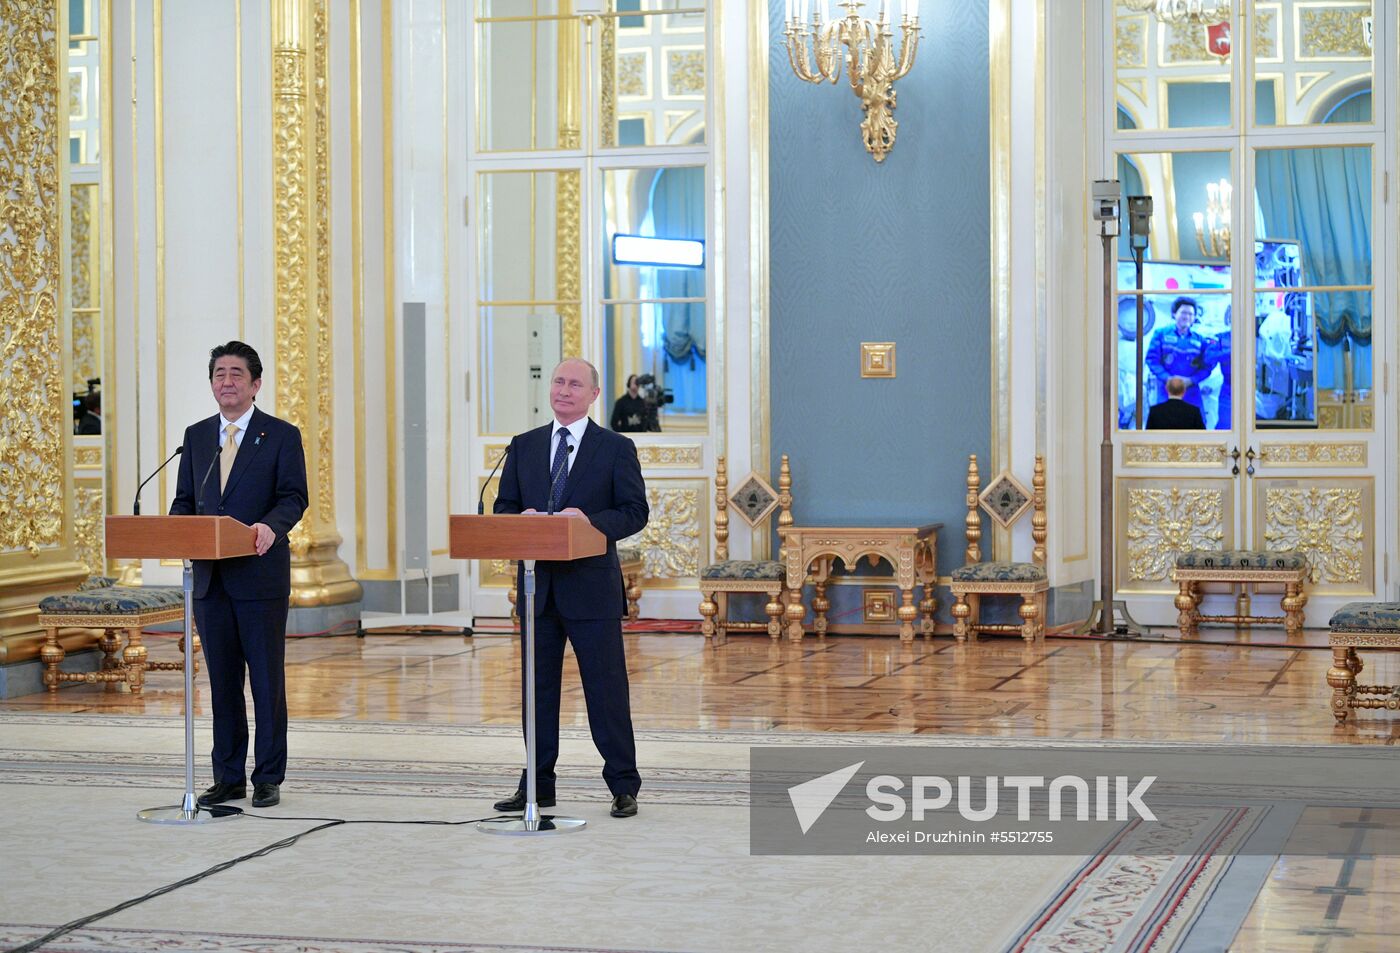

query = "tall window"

[472,1,711,437]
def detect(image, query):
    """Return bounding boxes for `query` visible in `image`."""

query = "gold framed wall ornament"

[860,342,896,378]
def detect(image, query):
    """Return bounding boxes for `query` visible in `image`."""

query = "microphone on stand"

[195,442,223,515]
[478,444,511,515]
[132,447,182,515]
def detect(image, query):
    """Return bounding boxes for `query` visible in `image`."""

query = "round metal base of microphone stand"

[477,814,587,836]
[138,804,241,825]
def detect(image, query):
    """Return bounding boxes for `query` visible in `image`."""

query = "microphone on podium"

[132,446,182,515]
[478,444,511,514]
[195,441,223,514]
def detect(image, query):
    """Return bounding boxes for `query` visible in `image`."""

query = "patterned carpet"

[0,714,1315,952]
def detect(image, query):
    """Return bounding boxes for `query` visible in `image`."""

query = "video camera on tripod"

[634,373,673,432]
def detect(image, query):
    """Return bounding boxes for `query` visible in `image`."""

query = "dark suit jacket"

[494,419,649,620]
[169,406,308,600]
[1146,398,1206,431]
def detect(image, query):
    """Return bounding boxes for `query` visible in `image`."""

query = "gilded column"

[0,0,90,671]
[273,0,360,607]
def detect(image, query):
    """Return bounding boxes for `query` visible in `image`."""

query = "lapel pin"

[255,433,264,446]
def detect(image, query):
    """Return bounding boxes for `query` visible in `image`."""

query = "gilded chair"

[698,456,793,641]
[949,454,1048,642]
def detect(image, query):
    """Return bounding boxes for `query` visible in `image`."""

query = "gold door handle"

[1230,446,1240,477]
[1245,446,1256,477]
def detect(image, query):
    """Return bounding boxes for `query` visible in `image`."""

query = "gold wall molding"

[1,0,67,559]
[1260,442,1366,467]
[988,0,1011,560]
[273,0,359,606]
[600,15,616,147]
[620,478,705,587]
[554,169,581,358]
[1299,8,1371,59]
[636,444,702,468]
[1261,484,1366,586]
[73,481,104,576]
[1123,443,1227,467]
[1123,485,1226,583]
[1115,14,1146,68]
[0,0,89,658]
[74,445,102,469]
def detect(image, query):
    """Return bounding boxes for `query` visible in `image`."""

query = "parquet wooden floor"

[5,629,1398,950]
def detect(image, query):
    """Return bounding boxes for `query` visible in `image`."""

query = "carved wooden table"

[782,523,941,642]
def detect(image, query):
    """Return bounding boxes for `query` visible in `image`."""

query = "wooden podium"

[105,515,256,825]
[449,513,605,835]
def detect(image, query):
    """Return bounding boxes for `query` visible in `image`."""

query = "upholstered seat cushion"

[1175,550,1308,571]
[617,546,643,563]
[39,586,185,615]
[1330,603,1400,632]
[950,562,1047,583]
[700,559,785,580]
[78,575,117,591]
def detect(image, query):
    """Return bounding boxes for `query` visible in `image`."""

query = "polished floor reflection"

[6,630,1397,744]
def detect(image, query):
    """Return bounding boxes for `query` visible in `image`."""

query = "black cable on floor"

[6,809,503,953]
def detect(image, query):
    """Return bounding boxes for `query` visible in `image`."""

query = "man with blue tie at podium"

[491,357,650,818]
[169,341,308,811]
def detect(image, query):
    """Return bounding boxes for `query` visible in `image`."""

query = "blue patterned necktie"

[548,429,571,512]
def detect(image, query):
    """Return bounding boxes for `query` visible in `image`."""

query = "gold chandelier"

[1193,178,1231,258]
[783,0,921,163]
[1122,0,1229,26]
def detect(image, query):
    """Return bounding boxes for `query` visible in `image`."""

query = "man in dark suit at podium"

[170,341,307,810]
[492,357,650,818]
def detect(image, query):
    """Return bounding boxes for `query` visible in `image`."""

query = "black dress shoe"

[196,781,246,806]
[493,790,555,812]
[610,794,638,818]
[251,783,280,807]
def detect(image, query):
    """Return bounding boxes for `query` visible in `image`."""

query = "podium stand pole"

[479,558,586,835]
[137,560,235,824]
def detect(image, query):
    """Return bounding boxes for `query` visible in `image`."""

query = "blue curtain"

[646,167,706,413]
[1254,130,1371,391]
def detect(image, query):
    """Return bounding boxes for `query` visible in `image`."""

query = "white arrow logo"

[787,761,865,834]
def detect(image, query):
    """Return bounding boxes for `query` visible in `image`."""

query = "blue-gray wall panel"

[769,0,991,579]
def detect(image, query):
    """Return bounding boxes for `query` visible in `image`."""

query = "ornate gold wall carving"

[600,16,616,147]
[1115,15,1146,68]
[636,444,702,467]
[1163,20,1212,65]
[621,479,704,585]
[73,481,103,576]
[1,0,65,558]
[667,50,704,95]
[1123,443,1226,466]
[555,169,581,358]
[1255,8,1278,59]
[1260,442,1366,466]
[1124,486,1226,582]
[1299,9,1370,59]
[1262,486,1364,585]
[312,0,334,534]
[74,445,101,469]
[618,51,646,97]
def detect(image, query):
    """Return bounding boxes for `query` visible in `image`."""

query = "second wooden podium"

[449,513,605,835]
[106,515,257,825]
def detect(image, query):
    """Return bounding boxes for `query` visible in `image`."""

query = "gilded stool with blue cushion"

[1172,550,1308,638]
[38,578,195,694]
[698,455,793,641]
[1326,603,1400,724]
[949,454,1048,641]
